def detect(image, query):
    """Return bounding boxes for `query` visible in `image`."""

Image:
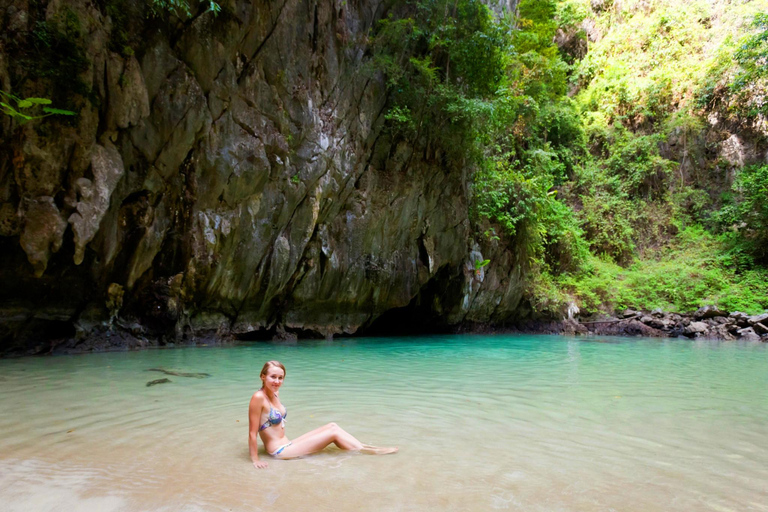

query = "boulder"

[730,312,750,326]
[684,321,709,336]
[747,313,768,326]
[622,309,640,318]
[753,322,768,336]
[641,316,670,330]
[694,305,728,320]
[651,308,664,317]
[736,327,761,341]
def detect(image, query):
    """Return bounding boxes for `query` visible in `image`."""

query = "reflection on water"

[1,335,767,512]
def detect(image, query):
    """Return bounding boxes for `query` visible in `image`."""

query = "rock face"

[0,0,527,353]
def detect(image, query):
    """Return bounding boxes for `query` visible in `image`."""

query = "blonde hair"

[260,360,286,378]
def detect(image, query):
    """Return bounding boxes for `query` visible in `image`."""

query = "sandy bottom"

[1,335,767,511]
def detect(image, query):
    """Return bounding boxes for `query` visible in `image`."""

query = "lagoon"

[1,335,767,511]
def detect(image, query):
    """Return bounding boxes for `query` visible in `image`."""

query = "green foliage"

[560,226,768,315]
[149,0,220,17]
[729,13,768,116]
[0,91,76,124]
[372,0,768,318]
[716,164,768,263]
[603,128,676,200]
[372,0,512,159]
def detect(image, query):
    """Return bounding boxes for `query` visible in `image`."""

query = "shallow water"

[1,334,767,512]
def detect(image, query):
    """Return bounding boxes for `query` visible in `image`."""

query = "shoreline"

[2,305,767,357]
[520,306,768,343]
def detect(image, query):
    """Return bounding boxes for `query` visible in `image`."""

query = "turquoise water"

[1,334,767,512]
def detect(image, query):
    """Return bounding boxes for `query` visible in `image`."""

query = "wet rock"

[747,313,768,326]
[651,308,664,317]
[146,378,171,387]
[622,309,639,318]
[753,322,768,336]
[694,305,728,320]
[684,322,709,336]
[641,315,670,330]
[736,327,761,341]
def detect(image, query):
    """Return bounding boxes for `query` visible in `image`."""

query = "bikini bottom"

[270,442,292,457]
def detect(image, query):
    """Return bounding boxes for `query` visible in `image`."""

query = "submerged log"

[146,378,171,387]
[147,368,211,378]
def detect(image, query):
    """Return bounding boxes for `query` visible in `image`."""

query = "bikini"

[259,392,290,456]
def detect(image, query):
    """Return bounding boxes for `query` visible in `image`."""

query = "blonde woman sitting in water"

[249,360,398,468]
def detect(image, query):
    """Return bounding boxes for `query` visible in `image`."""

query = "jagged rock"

[684,322,709,335]
[747,313,768,326]
[736,327,761,341]
[694,305,728,320]
[713,316,730,325]
[19,197,67,277]
[651,308,664,317]
[729,312,750,326]
[68,143,125,265]
[622,309,639,318]
[753,322,768,336]
[105,52,150,130]
[640,315,670,330]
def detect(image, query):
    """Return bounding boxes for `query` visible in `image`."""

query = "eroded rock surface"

[0,0,527,353]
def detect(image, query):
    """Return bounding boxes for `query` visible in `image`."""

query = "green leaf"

[17,99,33,109]
[24,98,53,105]
[475,259,491,270]
[42,107,77,116]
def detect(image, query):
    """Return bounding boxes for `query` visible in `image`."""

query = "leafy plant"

[730,13,768,110]
[716,164,768,263]
[0,91,76,123]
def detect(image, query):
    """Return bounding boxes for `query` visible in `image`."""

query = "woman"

[249,360,398,469]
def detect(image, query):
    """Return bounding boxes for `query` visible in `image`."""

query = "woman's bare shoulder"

[249,389,266,407]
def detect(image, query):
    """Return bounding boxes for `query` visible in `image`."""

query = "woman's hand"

[253,460,269,469]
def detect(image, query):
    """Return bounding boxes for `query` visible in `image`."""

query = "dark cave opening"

[359,264,466,337]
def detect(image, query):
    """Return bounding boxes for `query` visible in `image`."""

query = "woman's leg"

[276,422,363,458]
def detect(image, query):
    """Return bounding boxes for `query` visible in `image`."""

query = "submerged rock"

[146,378,171,387]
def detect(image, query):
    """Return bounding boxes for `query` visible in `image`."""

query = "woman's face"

[261,367,285,393]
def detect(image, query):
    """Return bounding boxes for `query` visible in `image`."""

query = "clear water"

[1,334,766,512]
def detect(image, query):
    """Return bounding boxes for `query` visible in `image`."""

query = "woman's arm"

[248,394,268,469]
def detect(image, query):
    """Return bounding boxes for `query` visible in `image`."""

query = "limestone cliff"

[0,0,526,353]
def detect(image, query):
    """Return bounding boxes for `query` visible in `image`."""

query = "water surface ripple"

[1,334,767,511]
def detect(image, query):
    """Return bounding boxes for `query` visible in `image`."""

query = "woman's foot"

[360,444,399,455]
